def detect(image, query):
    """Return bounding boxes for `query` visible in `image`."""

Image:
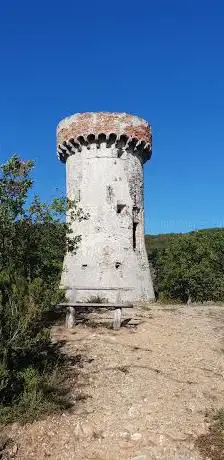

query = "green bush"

[0,155,82,422]
[146,229,224,303]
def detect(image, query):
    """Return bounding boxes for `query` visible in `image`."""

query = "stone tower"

[57,112,154,303]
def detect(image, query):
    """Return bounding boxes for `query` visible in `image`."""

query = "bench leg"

[66,306,76,328]
[113,308,122,330]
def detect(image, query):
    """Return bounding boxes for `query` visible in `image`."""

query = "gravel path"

[8,305,224,459]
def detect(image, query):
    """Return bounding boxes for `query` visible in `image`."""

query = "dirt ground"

[8,304,224,459]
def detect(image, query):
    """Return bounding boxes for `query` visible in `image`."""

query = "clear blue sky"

[0,0,223,234]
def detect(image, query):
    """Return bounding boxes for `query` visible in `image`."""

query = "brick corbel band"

[57,112,152,163]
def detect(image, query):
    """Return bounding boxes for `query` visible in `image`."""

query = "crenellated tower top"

[57,112,152,163]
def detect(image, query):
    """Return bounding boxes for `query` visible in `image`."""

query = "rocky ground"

[6,304,224,459]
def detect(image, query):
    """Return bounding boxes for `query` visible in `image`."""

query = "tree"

[154,230,224,303]
[0,154,82,422]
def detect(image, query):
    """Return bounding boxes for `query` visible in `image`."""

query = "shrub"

[0,155,82,422]
[147,230,224,303]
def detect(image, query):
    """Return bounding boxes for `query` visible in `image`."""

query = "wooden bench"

[57,303,133,330]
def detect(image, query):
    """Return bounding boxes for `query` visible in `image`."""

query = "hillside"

[145,228,224,253]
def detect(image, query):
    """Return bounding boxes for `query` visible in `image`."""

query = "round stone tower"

[57,112,154,303]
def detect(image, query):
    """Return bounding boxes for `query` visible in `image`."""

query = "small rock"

[128,406,139,417]
[188,404,196,413]
[74,421,93,439]
[120,431,131,440]
[131,432,142,441]
[132,454,150,460]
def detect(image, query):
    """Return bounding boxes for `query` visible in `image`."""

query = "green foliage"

[0,155,81,422]
[145,233,177,252]
[146,229,224,303]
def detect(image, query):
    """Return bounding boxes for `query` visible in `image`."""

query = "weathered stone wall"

[57,112,154,303]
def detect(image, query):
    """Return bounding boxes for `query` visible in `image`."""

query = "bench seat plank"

[58,303,133,308]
